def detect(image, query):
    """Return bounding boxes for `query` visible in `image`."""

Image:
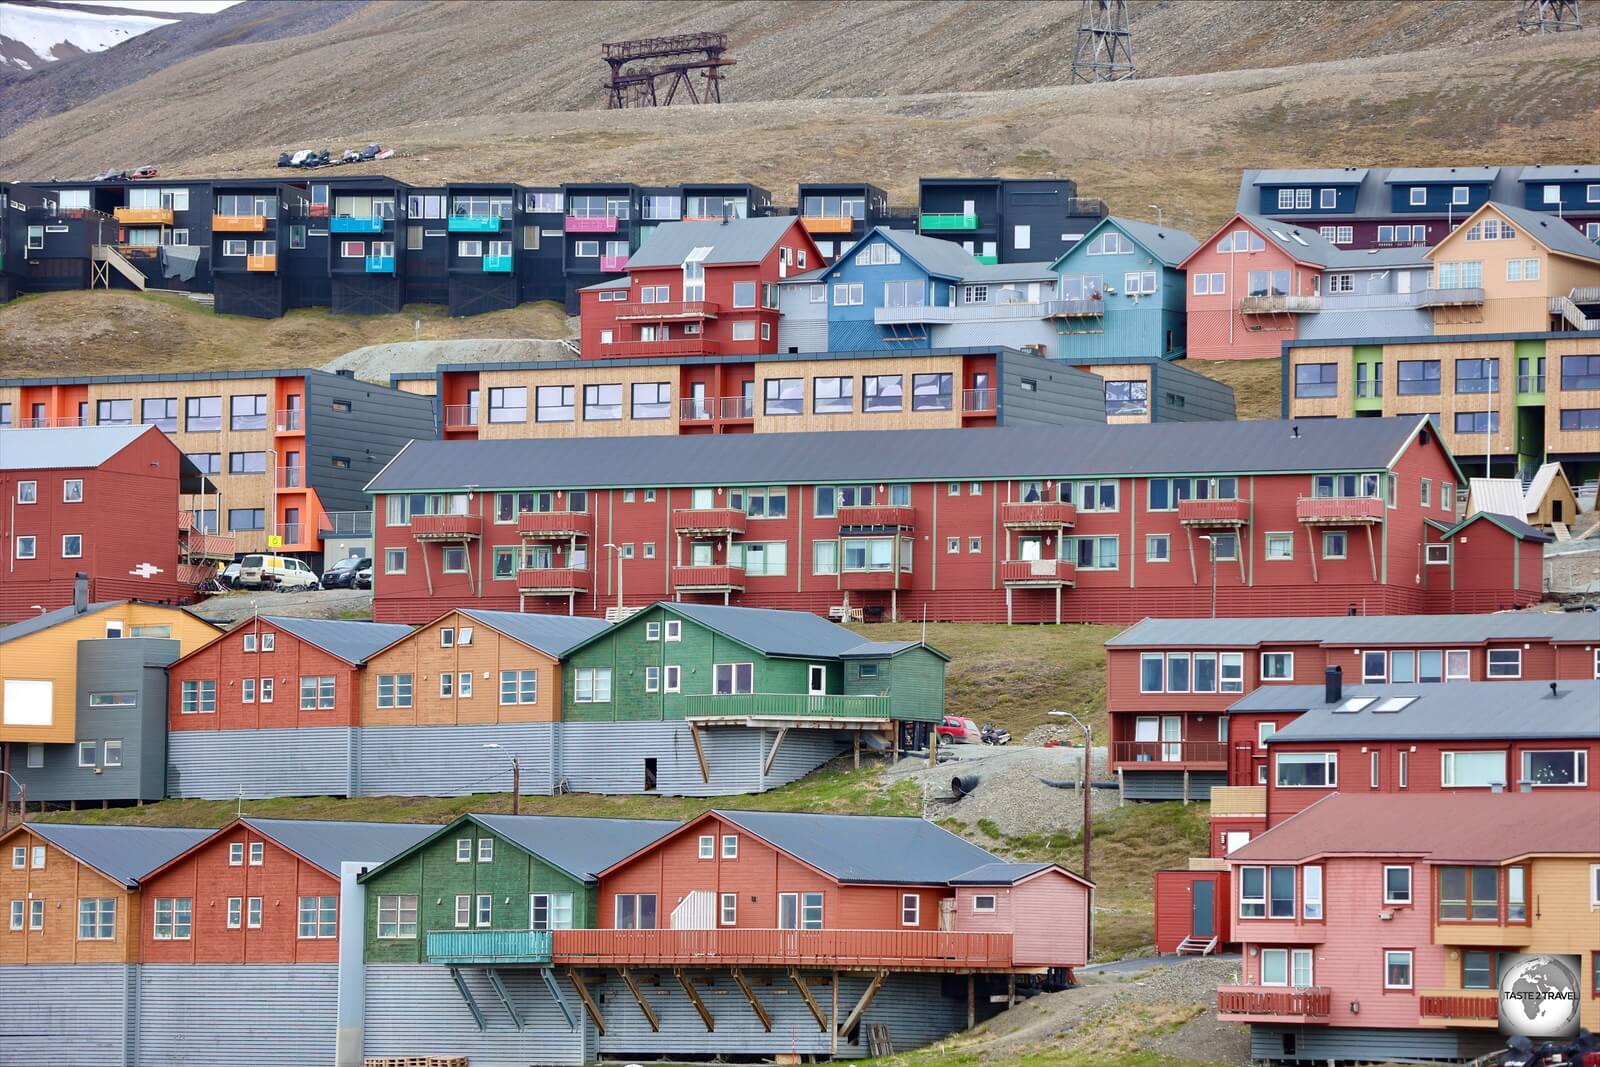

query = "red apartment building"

[0,424,211,620]
[363,417,1545,627]
[577,217,825,360]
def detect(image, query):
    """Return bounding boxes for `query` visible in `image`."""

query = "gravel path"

[192,588,373,624]
[887,744,1119,839]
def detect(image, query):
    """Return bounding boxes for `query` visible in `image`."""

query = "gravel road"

[887,743,1119,839]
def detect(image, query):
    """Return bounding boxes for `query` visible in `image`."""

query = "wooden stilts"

[838,970,886,1040]
[966,973,975,1029]
[568,971,605,1036]
[731,968,773,1032]
[853,729,860,770]
[675,968,715,1032]
[619,968,660,1032]
[790,969,827,1032]
[687,722,710,784]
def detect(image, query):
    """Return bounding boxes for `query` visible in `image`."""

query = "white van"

[239,554,320,591]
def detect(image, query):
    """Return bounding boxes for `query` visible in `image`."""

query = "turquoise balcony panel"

[329,216,385,233]
[483,254,514,273]
[448,215,503,233]
[365,255,395,273]
[425,929,552,965]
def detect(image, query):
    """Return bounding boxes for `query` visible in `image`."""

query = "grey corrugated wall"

[166,727,355,798]
[1152,362,1238,424]
[1120,770,1225,802]
[355,723,556,797]
[777,320,829,354]
[304,371,437,517]
[136,964,338,1067]
[1249,1023,1499,1062]
[363,964,592,1067]
[761,728,849,790]
[998,353,1106,428]
[559,722,762,796]
[0,964,134,1066]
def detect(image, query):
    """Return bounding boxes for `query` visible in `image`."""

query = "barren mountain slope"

[0,0,1535,178]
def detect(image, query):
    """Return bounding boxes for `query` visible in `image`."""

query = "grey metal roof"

[461,609,610,657]
[578,276,631,291]
[0,425,159,470]
[23,824,213,887]
[840,639,940,660]
[1107,610,1597,648]
[366,416,1431,494]
[1106,216,1201,267]
[243,818,440,875]
[259,616,413,664]
[1517,164,1600,183]
[1234,166,1590,221]
[715,811,1001,884]
[947,862,1052,885]
[1442,510,1553,543]
[815,227,1025,285]
[624,216,801,269]
[1384,167,1501,184]
[472,814,678,882]
[1250,169,1369,186]
[1236,213,1343,266]
[0,601,121,645]
[663,602,876,658]
[1324,245,1433,270]
[1488,202,1600,262]
[1241,680,1600,742]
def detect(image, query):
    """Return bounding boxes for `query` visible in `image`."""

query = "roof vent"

[1290,425,1301,439]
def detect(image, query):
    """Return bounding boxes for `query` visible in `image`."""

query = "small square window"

[698,835,714,860]
[646,621,661,641]
[722,834,738,859]
[968,536,981,553]
[665,620,682,642]
[229,843,244,866]
[248,842,264,866]
[947,537,960,554]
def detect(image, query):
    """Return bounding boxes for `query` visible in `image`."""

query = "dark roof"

[1066,216,1199,268]
[947,862,1053,885]
[366,417,1434,494]
[1250,169,1370,186]
[258,616,413,664]
[0,425,161,470]
[1239,679,1600,742]
[1437,510,1554,544]
[840,639,943,661]
[1384,166,1501,184]
[21,824,212,887]
[623,216,801,269]
[815,228,1055,285]
[663,602,883,658]
[1231,793,1600,864]
[471,814,678,882]
[715,810,1001,884]
[0,601,121,645]
[1482,202,1600,263]
[1107,610,1595,648]
[460,610,610,657]
[242,819,440,875]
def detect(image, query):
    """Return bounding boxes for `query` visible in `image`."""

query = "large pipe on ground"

[951,774,980,797]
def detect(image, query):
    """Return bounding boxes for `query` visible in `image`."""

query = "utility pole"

[1199,534,1218,618]
[512,756,521,816]
[0,768,24,833]
[1048,710,1094,882]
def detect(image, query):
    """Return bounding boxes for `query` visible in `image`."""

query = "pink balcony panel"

[1216,985,1331,1024]
[566,216,619,233]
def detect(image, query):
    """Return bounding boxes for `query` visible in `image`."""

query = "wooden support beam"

[1304,525,1319,583]
[675,968,715,1032]
[790,968,828,1032]
[567,971,605,1036]
[853,728,861,770]
[838,969,888,1040]
[966,972,975,1029]
[1364,524,1377,583]
[763,726,789,777]
[730,968,773,1032]
[687,722,710,784]
[619,967,660,1032]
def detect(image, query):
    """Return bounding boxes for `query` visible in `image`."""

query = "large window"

[1396,360,1441,396]
[153,898,193,940]
[78,899,116,940]
[911,373,953,411]
[185,395,222,432]
[631,382,671,420]
[376,674,414,709]
[583,384,623,421]
[1239,866,1265,918]
[1441,750,1504,788]
[733,541,786,576]
[1521,749,1587,787]
[297,896,337,939]
[814,376,852,414]
[488,387,527,423]
[535,385,574,423]
[180,679,216,714]
[1104,380,1148,415]
[1276,752,1336,788]
[1561,355,1600,391]
[614,894,658,930]
[713,662,755,695]
[863,375,903,412]
[298,676,335,711]
[574,668,612,703]
[376,895,418,939]
[778,892,824,930]
[764,378,803,416]
[1269,867,1296,918]
[1437,866,1501,921]
[1064,535,1118,571]
[1454,411,1498,435]
[230,394,268,430]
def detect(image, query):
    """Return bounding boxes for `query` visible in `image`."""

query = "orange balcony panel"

[213,215,267,232]
[1179,498,1251,526]
[517,512,594,540]
[517,567,591,594]
[114,207,174,225]
[836,505,915,528]
[800,216,856,234]
[672,564,745,591]
[246,255,277,273]
[1216,985,1331,1024]
[552,928,1017,971]
[1000,501,1077,529]
[1001,559,1076,586]
[1295,496,1385,525]
[671,508,746,536]
[410,514,482,540]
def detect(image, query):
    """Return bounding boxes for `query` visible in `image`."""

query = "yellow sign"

[267,535,283,548]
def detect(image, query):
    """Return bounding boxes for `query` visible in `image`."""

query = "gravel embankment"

[321,336,577,383]
[192,589,373,624]
[887,744,1119,839]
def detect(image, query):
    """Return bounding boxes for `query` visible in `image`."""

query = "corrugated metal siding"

[363,964,591,1067]
[1120,770,1226,801]
[1152,362,1238,424]
[0,964,133,1066]
[166,727,354,799]
[559,722,762,796]
[761,728,847,790]
[1248,1024,1499,1062]
[1297,306,1432,343]
[356,723,556,797]
[306,372,438,516]
[998,353,1105,427]
[136,964,337,1067]
[777,320,828,354]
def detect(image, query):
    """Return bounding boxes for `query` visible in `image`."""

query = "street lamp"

[0,770,26,833]
[1148,203,1164,225]
[1047,710,1093,882]
[1198,534,1218,619]
[482,744,521,815]
[603,542,623,612]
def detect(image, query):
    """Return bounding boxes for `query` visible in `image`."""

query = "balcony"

[309,203,330,218]
[681,397,715,422]
[447,215,503,232]
[178,513,236,561]
[443,404,478,429]
[614,300,720,320]
[672,508,747,536]
[974,254,999,265]
[114,207,174,225]
[517,566,591,595]
[1416,287,1486,308]
[246,255,277,272]
[319,511,372,537]
[426,929,551,966]
[483,254,513,273]
[564,215,619,233]
[839,569,902,591]
[1001,501,1077,530]
[1208,786,1267,817]
[720,395,754,420]
[1239,294,1322,315]
[1043,297,1105,318]
[274,409,303,433]
[963,388,995,414]
[1178,498,1251,526]
[1295,496,1385,525]
[552,928,1016,972]
[409,513,482,541]
[599,254,629,272]
[517,511,593,540]
[1001,559,1076,587]
[212,215,267,232]
[800,215,856,234]
[876,301,1053,326]
[365,255,395,273]
[603,338,723,358]
[1112,740,1228,769]
[920,213,978,231]
[1216,986,1331,1025]
[329,216,385,234]
[1418,990,1498,1027]
[837,505,915,529]
[275,465,302,489]
[677,693,892,721]
[671,564,745,591]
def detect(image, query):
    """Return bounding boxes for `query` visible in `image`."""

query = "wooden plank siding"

[167,619,363,733]
[0,828,141,964]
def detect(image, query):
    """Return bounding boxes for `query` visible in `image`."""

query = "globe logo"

[1498,953,1581,1039]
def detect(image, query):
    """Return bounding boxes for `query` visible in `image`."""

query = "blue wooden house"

[1047,216,1197,362]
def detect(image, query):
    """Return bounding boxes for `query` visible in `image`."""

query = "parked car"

[220,561,242,588]
[238,553,319,591]
[353,564,372,590]
[320,555,371,589]
[937,715,981,745]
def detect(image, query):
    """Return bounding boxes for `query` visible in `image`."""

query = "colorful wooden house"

[1047,215,1197,362]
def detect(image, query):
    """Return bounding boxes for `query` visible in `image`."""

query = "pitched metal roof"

[1439,510,1553,543]
[366,416,1431,494]
[1236,213,1343,266]
[1516,164,1600,183]
[1237,166,1599,221]
[947,862,1052,885]
[623,216,801,269]
[1487,202,1600,262]
[814,227,1050,285]
[259,616,413,664]
[0,601,121,645]
[1324,245,1433,269]
[840,639,944,660]
[1107,611,1597,648]
[714,810,1001,884]
[1383,166,1501,184]
[472,814,678,882]
[1250,169,1370,186]
[0,424,160,471]
[1468,477,1528,519]
[1105,216,1201,267]
[22,824,213,887]
[242,818,440,875]
[460,609,610,657]
[1237,679,1600,741]
[661,602,879,658]
[1522,462,1570,509]
[1230,792,1599,864]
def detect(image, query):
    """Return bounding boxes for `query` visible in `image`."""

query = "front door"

[1191,879,1214,939]
[1553,500,1563,522]
[972,372,990,410]
[1018,536,1043,562]
[808,665,826,695]
[1161,716,1183,762]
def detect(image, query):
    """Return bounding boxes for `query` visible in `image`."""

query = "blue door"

[1192,879,1214,939]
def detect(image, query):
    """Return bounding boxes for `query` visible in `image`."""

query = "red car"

[937,715,980,744]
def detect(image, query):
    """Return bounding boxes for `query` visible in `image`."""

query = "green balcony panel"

[425,929,552,965]
[672,692,891,720]
[974,254,999,265]
[920,213,979,231]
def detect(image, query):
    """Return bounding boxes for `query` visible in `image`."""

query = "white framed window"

[1425,544,1451,565]
[248,842,264,866]
[1384,950,1413,990]
[1260,652,1293,681]
[644,666,660,693]
[665,620,682,642]
[259,677,273,704]
[1521,749,1588,787]
[1302,866,1323,920]
[297,895,337,939]
[10,900,23,930]
[645,621,661,641]
[1441,750,1505,788]
[454,895,470,928]
[698,835,714,860]
[1383,865,1412,905]
[1276,751,1336,787]
[973,894,997,912]
[1487,648,1521,677]
[720,892,737,926]
[1257,722,1277,747]
[227,897,242,929]
[248,897,262,929]
[229,842,244,866]
[459,672,472,699]
[77,899,117,941]
[375,896,418,939]
[1239,866,1266,918]
[478,838,493,862]
[573,667,612,703]
[14,535,36,560]
[456,838,472,863]
[722,834,738,859]
[901,893,920,926]
[28,899,43,931]
[242,678,255,703]
[61,534,83,558]
[1145,534,1170,563]
[1409,187,1427,206]
[664,665,681,693]
[153,898,192,940]
[476,894,492,927]
[1591,864,1600,908]
[1265,532,1294,560]
[9,847,22,870]
[78,741,96,768]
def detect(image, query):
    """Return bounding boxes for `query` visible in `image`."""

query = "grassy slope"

[1186,358,1284,421]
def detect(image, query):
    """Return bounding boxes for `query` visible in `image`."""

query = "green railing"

[920,213,979,231]
[674,693,892,720]
[425,928,552,965]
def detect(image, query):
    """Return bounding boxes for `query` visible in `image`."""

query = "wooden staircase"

[1176,935,1219,956]
[91,245,147,291]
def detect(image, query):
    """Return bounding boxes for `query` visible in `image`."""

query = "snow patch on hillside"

[0,2,177,68]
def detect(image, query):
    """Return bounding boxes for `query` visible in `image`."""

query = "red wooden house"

[0,424,211,620]
[578,217,825,359]
[1179,214,1332,362]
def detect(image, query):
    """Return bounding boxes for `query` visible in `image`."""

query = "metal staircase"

[91,245,148,291]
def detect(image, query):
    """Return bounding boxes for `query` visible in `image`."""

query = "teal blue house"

[1048,216,1198,362]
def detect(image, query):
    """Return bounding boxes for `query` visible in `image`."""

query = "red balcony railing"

[552,928,1017,970]
[1217,986,1332,1022]
[671,508,747,535]
[517,567,591,594]
[516,511,593,540]
[836,505,916,528]
[1419,992,1498,1022]
[1295,496,1385,524]
[671,564,745,590]
[839,569,902,591]
[410,513,482,540]
[613,300,721,320]
[601,338,723,358]
[178,513,237,561]
[1000,501,1077,529]
[1001,559,1076,585]
[1112,741,1228,767]
[1179,498,1251,526]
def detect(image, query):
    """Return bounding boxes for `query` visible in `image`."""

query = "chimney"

[73,572,89,614]
[1324,665,1342,705]
[335,368,355,378]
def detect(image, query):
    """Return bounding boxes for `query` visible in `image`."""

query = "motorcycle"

[980,723,1010,746]
[1500,1030,1597,1066]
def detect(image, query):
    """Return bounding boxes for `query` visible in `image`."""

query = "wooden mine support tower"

[603,32,735,108]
